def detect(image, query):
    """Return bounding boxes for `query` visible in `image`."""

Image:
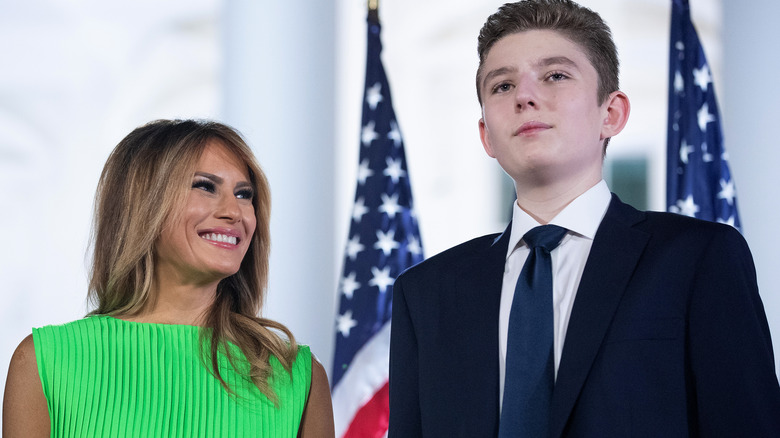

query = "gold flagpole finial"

[368,0,379,23]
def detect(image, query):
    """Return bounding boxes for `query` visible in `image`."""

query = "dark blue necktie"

[499,224,567,438]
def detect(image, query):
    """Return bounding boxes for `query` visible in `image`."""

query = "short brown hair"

[476,0,619,106]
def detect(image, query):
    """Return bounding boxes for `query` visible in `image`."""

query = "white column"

[222,1,338,372]
[723,0,780,374]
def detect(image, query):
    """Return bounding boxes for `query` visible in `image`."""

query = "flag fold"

[331,11,424,438]
[667,0,741,230]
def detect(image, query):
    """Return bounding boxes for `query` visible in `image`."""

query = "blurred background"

[2,0,779,427]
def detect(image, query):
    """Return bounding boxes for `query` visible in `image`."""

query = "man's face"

[478,30,613,191]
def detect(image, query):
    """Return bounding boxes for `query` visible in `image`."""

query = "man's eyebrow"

[481,56,581,90]
[537,56,579,69]
[482,66,517,90]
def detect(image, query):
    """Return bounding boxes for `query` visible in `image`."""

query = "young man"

[388,1,780,437]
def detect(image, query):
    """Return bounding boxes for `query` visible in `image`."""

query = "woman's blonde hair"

[88,119,297,399]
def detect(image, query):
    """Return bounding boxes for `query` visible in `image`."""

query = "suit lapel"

[550,196,650,438]
[458,223,511,435]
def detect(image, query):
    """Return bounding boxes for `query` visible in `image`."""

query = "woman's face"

[155,140,257,286]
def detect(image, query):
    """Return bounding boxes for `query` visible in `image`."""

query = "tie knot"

[523,225,567,252]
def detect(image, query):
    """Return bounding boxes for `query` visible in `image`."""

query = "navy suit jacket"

[389,195,780,437]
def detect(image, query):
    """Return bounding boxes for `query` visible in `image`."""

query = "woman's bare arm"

[298,356,335,438]
[3,334,50,438]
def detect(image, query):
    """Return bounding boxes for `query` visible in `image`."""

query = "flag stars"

[379,193,402,218]
[680,139,694,164]
[352,197,369,223]
[701,142,713,162]
[675,41,685,61]
[362,121,379,146]
[345,234,365,261]
[366,82,383,110]
[674,70,684,94]
[675,195,700,217]
[357,159,374,185]
[718,179,737,205]
[668,3,741,233]
[369,266,394,294]
[333,12,427,394]
[407,235,422,256]
[384,157,406,183]
[718,215,737,228]
[388,120,402,147]
[697,102,715,132]
[375,229,400,256]
[692,64,712,92]
[336,310,358,337]
[340,272,361,299]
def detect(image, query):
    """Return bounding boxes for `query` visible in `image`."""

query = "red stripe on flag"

[343,381,390,438]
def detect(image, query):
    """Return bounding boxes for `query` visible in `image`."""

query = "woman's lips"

[197,227,242,247]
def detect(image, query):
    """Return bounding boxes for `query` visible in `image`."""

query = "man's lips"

[515,121,552,136]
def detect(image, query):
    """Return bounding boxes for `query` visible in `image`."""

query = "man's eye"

[192,180,215,193]
[548,72,568,81]
[493,83,513,93]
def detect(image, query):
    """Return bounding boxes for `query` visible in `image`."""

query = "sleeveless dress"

[32,315,311,437]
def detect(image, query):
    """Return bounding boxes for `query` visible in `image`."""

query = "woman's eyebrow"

[194,171,223,184]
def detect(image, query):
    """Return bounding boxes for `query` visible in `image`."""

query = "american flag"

[331,9,424,438]
[667,0,741,231]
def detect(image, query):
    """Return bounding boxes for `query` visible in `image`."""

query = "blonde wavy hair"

[87,119,297,400]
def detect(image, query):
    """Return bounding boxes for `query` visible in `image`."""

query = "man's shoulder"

[608,197,743,241]
[640,209,744,241]
[398,231,504,280]
[608,204,751,261]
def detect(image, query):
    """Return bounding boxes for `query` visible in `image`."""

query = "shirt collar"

[506,180,612,260]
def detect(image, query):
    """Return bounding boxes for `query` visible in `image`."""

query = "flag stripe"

[332,322,390,436]
[343,382,390,438]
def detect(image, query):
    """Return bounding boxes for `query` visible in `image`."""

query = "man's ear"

[479,117,496,158]
[600,90,630,140]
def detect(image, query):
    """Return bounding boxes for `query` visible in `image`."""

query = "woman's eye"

[192,180,215,193]
[236,189,254,200]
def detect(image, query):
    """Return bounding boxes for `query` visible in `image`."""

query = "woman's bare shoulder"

[7,334,38,383]
[10,334,36,365]
[3,334,50,437]
[298,356,334,438]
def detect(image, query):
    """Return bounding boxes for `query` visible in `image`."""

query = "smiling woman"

[2,119,335,437]
[155,141,259,292]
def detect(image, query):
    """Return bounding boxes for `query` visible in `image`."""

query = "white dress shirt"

[498,180,612,409]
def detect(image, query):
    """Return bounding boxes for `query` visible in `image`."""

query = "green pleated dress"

[32,315,311,437]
